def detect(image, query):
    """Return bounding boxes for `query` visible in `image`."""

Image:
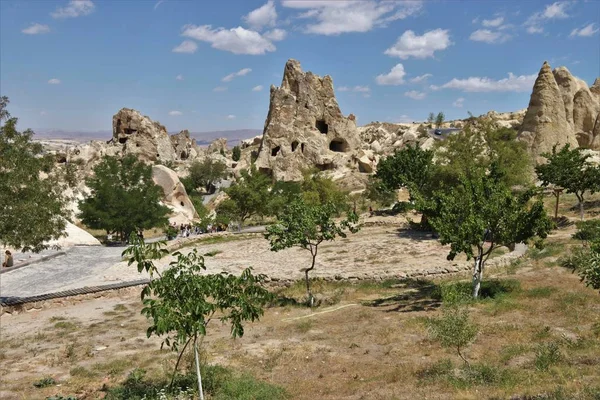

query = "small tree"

[265,197,359,306]
[184,158,228,195]
[0,96,69,253]
[427,112,435,127]
[232,145,241,162]
[222,166,272,224]
[427,305,478,365]
[79,155,170,241]
[535,144,600,220]
[375,144,435,197]
[123,237,271,398]
[429,166,552,298]
[435,112,445,129]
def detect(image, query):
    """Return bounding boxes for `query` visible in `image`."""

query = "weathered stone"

[255,59,362,181]
[170,130,197,161]
[518,62,579,159]
[152,165,198,224]
[208,138,228,154]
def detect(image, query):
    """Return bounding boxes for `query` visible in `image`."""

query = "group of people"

[167,222,229,240]
[2,250,13,268]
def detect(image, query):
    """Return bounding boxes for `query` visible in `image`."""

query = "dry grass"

[1,224,600,399]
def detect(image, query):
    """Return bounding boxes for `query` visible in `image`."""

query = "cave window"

[316,119,328,134]
[118,137,128,144]
[180,201,185,207]
[316,162,334,171]
[301,143,305,153]
[124,128,137,135]
[329,138,348,153]
[291,141,299,152]
[271,146,281,157]
[305,102,309,110]
[180,151,188,160]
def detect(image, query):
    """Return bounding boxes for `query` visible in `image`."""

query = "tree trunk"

[305,248,317,307]
[578,196,585,221]
[472,254,483,299]
[194,338,205,400]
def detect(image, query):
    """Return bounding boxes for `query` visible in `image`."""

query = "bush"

[232,146,241,162]
[427,306,478,364]
[573,220,600,242]
[33,377,56,388]
[534,342,563,371]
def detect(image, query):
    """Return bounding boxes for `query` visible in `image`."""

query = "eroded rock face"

[208,138,228,154]
[171,130,197,161]
[112,108,177,162]
[518,62,600,156]
[518,62,580,158]
[152,165,198,224]
[255,59,362,181]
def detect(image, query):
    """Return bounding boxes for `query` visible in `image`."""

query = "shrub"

[573,220,600,242]
[534,342,563,371]
[427,306,478,365]
[33,377,56,388]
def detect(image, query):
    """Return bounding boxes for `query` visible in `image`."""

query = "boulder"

[111,108,176,162]
[46,221,101,248]
[254,59,362,181]
[152,165,198,224]
[518,62,579,159]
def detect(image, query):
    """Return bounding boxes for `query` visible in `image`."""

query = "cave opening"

[271,146,281,157]
[329,138,348,153]
[291,141,299,152]
[118,137,128,144]
[315,119,328,134]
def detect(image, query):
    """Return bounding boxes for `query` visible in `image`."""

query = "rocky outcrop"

[170,130,197,161]
[518,62,580,158]
[518,62,600,157]
[255,59,362,181]
[152,165,198,224]
[207,138,228,154]
[111,108,177,162]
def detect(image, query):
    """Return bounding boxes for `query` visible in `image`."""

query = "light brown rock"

[152,165,198,224]
[170,130,197,161]
[255,59,362,180]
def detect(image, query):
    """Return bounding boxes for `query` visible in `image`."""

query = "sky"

[1,0,599,134]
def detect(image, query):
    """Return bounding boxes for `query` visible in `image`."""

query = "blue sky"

[1,0,599,133]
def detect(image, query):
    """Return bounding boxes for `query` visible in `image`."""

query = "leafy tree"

[435,112,445,129]
[427,306,478,365]
[375,144,435,197]
[268,180,303,216]
[221,166,272,224]
[428,166,552,298]
[300,169,348,212]
[79,155,170,241]
[561,221,600,292]
[232,145,241,162]
[535,144,600,220]
[184,158,228,195]
[365,176,397,207]
[265,197,359,306]
[123,237,272,397]
[427,112,435,126]
[0,96,69,253]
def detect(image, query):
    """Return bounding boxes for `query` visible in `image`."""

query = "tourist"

[2,250,14,268]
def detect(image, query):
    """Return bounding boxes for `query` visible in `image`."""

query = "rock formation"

[152,165,198,224]
[255,59,362,181]
[111,108,177,162]
[171,130,197,161]
[518,62,600,158]
[207,138,228,154]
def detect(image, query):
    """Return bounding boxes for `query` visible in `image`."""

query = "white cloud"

[404,90,426,100]
[22,23,50,35]
[281,0,422,36]
[570,23,599,38]
[410,73,432,83]
[482,16,504,28]
[226,114,236,119]
[525,2,571,34]
[243,1,277,30]
[213,86,227,92]
[384,29,452,59]
[40,110,48,116]
[181,24,279,55]
[469,29,511,44]
[263,28,287,41]
[51,0,95,19]
[431,72,536,93]
[453,97,465,108]
[376,64,406,86]
[252,85,264,91]
[222,68,252,82]
[172,40,198,54]
[176,74,184,81]
[154,0,165,10]
[48,78,61,84]
[169,111,183,116]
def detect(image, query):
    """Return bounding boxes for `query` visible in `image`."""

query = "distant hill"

[35,129,263,147]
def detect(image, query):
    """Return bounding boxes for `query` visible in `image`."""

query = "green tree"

[561,221,600,292]
[184,158,228,195]
[232,145,241,162]
[123,237,272,397]
[428,166,552,298]
[535,144,600,220]
[79,155,170,241]
[427,306,478,365]
[0,96,69,253]
[268,180,303,216]
[221,166,272,225]
[427,112,435,127]
[375,144,435,197]
[265,197,360,306]
[300,169,348,212]
[435,112,445,129]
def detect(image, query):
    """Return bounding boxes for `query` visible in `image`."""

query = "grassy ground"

[1,220,599,400]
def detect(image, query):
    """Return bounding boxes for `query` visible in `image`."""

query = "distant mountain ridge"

[35,129,263,147]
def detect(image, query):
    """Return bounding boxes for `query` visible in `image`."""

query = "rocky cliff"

[518,62,600,158]
[254,59,363,181]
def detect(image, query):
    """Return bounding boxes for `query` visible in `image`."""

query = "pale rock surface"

[46,221,101,247]
[518,62,579,159]
[255,59,362,181]
[152,165,198,224]
[111,108,177,162]
[208,138,228,154]
[170,130,197,161]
